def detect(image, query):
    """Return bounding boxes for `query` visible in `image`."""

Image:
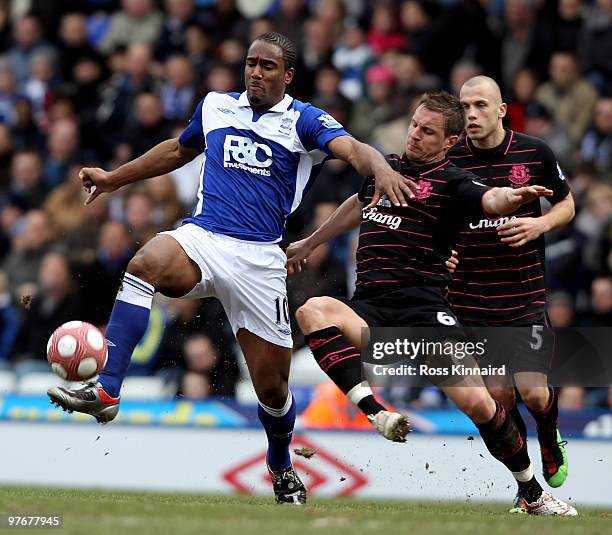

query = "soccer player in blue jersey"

[47,32,418,504]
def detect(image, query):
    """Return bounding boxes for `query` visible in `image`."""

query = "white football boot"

[525,491,578,516]
[369,410,411,442]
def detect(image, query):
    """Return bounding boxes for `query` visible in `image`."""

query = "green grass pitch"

[0,487,610,535]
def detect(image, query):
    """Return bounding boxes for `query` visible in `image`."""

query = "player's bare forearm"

[496,192,574,247]
[482,186,553,215]
[327,136,417,207]
[80,138,201,204]
[332,137,388,177]
[111,138,200,187]
[308,194,363,247]
[482,188,513,215]
[286,195,363,274]
[537,193,575,233]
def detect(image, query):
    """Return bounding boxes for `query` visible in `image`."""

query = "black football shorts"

[337,286,459,328]
[338,286,474,387]
[466,317,554,375]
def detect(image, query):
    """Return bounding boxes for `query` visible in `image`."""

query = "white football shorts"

[160,223,293,348]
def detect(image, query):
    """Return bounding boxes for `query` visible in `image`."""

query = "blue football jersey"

[178,91,350,242]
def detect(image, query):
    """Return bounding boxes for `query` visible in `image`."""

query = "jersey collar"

[237,91,294,112]
[400,154,450,176]
[466,127,514,158]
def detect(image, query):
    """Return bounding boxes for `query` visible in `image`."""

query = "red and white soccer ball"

[46,321,108,381]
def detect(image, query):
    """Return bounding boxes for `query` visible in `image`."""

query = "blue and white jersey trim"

[178,91,350,242]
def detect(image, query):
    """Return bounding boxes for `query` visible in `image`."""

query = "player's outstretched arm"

[80,138,201,204]
[497,192,575,248]
[327,136,418,208]
[286,194,363,274]
[482,185,553,216]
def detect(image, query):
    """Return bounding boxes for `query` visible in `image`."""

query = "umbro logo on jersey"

[376,194,392,208]
[469,215,516,230]
[223,134,273,176]
[217,107,236,115]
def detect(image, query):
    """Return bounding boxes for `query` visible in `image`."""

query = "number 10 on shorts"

[274,296,290,325]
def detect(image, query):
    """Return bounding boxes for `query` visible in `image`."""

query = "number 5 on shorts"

[530,325,543,350]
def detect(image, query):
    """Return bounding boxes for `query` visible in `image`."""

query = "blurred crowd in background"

[0,0,610,410]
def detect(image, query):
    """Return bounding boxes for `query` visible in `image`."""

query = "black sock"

[358,395,386,418]
[476,401,531,473]
[510,400,528,441]
[306,327,361,392]
[527,386,558,445]
[477,402,543,502]
[306,327,385,417]
[517,477,543,503]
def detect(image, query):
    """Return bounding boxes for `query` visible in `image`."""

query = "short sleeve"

[538,143,570,204]
[295,104,351,155]
[452,172,491,215]
[178,98,205,152]
[357,176,372,203]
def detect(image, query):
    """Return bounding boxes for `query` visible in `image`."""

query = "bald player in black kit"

[449,76,575,512]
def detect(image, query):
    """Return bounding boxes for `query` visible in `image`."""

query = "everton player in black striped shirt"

[287,92,576,515]
[449,77,575,510]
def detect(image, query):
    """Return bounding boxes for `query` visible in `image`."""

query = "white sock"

[346,383,374,406]
[512,463,534,482]
[258,391,293,417]
[116,273,155,309]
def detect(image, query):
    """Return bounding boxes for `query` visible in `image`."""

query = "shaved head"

[460,76,507,148]
[462,76,502,105]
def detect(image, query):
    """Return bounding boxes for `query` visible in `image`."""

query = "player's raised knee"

[487,386,515,410]
[126,247,164,287]
[520,386,550,413]
[127,235,186,288]
[255,381,288,408]
[296,296,337,332]
[461,393,496,424]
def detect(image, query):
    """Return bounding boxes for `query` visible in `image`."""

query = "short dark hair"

[418,91,465,137]
[254,32,297,71]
